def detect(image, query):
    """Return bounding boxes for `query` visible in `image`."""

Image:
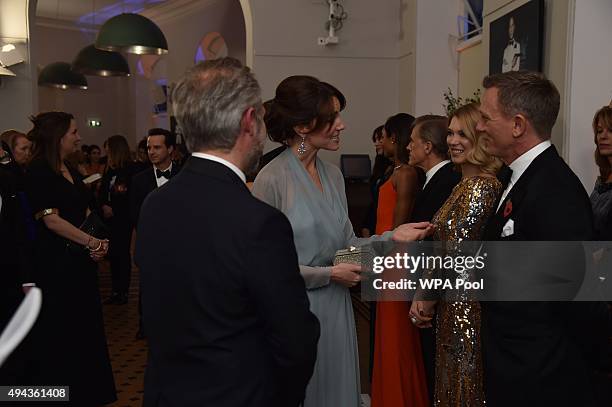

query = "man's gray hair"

[171,57,262,152]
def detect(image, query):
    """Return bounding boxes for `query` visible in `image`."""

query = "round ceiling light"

[38,62,88,90]
[95,13,168,55]
[73,44,130,77]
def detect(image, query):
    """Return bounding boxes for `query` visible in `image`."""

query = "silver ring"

[410,316,418,324]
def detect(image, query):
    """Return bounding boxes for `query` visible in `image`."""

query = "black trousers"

[108,217,133,295]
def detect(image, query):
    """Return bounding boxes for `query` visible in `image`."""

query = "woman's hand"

[101,204,114,219]
[392,222,434,242]
[330,263,362,288]
[409,300,436,328]
[88,238,109,262]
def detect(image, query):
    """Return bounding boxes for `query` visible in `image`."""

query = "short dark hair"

[384,113,415,164]
[147,128,176,148]
[482,71,560,137]
[413,116,449,160]
[265,75,346,145]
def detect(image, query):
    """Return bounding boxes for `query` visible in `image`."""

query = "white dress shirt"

[423,160,451,189]
[496,140,552,212]
[154,162,173,188]
[191,152,246,183]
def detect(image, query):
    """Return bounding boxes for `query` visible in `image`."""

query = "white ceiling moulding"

[140,0,225,26]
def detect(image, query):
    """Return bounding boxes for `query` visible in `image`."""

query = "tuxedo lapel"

[484,146,558,240]
[147,169,157,192]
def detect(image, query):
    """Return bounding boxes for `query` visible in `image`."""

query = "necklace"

[394,164,403,170]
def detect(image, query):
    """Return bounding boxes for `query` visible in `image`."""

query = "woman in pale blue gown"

[252,76,430,407]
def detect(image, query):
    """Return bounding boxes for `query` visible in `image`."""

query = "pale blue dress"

[252,149,391,407]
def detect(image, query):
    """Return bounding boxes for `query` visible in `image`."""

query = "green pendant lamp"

[95,13,168,55]
[72,44,130,77]
[38,62,88,90]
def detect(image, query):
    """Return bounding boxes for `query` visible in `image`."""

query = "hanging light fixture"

[38,62,88,90]
[72,45,130,77]
[95,13,168,55]
[72,0,130,77]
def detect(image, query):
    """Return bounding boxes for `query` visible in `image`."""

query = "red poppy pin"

[503,200,513,218]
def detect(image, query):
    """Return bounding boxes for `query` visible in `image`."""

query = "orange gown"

[371,178,429,407]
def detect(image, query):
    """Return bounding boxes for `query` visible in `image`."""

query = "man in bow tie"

[477,71,608,406]
[129,128,181,337]
[130,128,180,226]
[502,16,521,73]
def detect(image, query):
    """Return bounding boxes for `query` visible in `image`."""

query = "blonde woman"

[410,102,502,406]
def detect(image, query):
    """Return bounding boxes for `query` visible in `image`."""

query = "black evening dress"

[24,158,116,406]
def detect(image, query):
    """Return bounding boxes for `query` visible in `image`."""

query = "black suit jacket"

[129,163,180,228]
[481,145,608,406]
[135,157,320,407]
[411,161,460,223]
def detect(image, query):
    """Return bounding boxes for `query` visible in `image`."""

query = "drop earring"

[298,134,307,156]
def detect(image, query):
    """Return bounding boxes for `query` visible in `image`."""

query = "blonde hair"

[450,102,502,176]
[593,104,612,180]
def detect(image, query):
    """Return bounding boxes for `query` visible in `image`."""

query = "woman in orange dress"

[371,113,429,407]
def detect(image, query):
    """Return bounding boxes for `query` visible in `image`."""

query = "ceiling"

[36,0,168,25]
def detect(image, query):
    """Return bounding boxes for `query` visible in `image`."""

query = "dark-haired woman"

[361,126,392,238]
[252,76,397,407]
[100,135,139,305]
[371,113,428,407]
[85,144,106,176]
[24,111,116,405]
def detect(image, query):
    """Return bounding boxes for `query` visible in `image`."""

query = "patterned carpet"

[98,261,147,407]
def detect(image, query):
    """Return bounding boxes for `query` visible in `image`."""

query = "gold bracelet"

[34,208,59,220]
[88,239,103,252]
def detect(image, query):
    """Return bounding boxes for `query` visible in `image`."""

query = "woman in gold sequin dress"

[410,102,502,406]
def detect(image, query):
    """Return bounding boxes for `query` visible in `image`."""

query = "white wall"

[0,0,38,133]
[154,0,245,84]
[567,0,612,190]
[413,0,459,116]
[250,0,402,165]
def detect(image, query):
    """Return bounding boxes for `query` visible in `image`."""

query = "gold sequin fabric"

[431,175,502,407]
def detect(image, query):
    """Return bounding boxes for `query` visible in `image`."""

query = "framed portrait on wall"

[488,0,545,74]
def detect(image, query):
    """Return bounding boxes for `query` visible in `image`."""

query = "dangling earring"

[297,134,307,156]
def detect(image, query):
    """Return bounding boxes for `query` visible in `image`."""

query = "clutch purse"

[66,212,109,254]
[333,245,374,267]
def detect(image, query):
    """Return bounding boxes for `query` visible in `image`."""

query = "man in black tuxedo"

[130,128,181,336]
[478,71,608,406]
[135,57,320,407]
[130,128,180,227]
[407,115,460,402]
[409,115,461,224]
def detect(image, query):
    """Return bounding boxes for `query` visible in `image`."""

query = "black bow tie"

[156,168,171,179]
[497,165,513,190]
